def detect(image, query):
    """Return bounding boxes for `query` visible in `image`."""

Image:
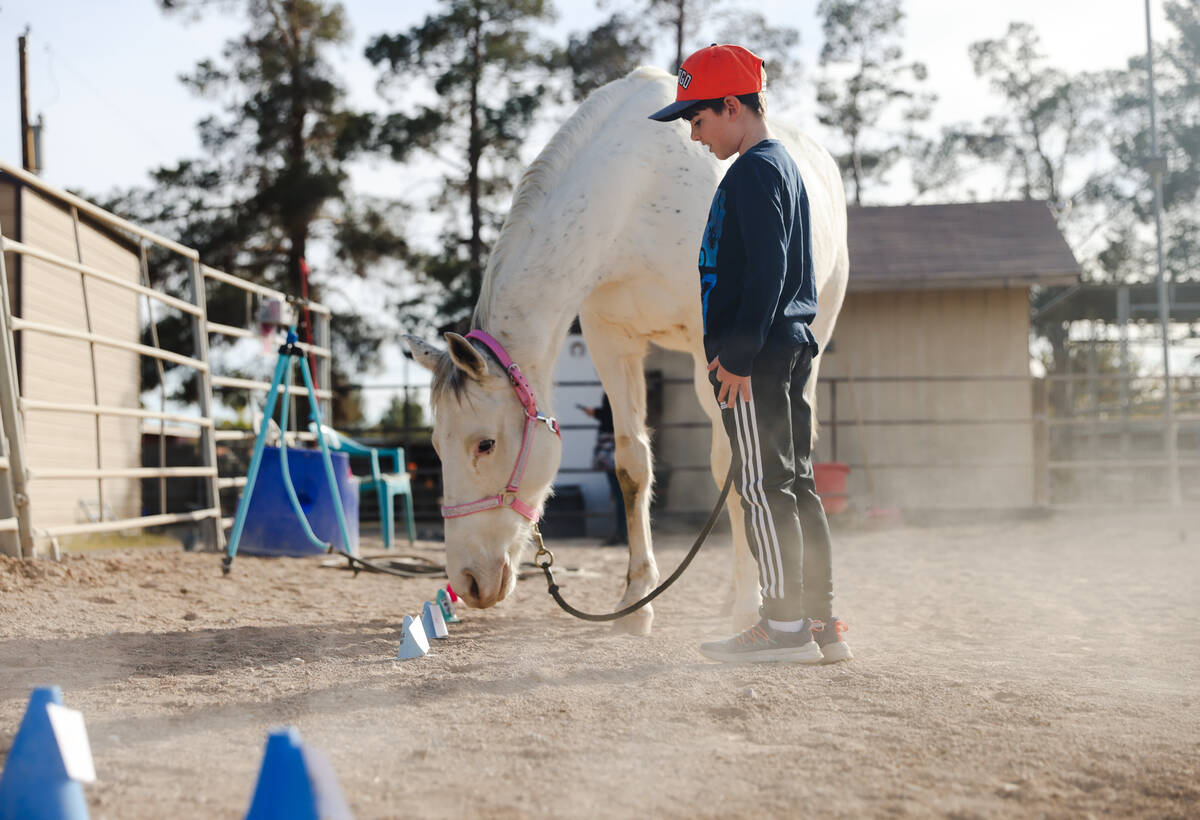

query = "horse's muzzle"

[458,560,512,608]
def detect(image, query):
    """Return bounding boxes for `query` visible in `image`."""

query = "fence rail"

[345,367,1194,524]
[0,159,333,556]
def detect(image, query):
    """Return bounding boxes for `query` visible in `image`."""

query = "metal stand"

[221,326,352,574]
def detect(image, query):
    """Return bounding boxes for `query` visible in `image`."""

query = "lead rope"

[534,467,734,622]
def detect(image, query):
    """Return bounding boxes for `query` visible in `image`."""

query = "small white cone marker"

[396,614,430,660]
[421,600,449,639]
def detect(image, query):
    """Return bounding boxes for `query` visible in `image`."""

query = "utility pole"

[1144,0,1181,507]
[19,29,35,173]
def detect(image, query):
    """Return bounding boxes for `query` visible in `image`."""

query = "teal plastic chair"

[311,424,416,548]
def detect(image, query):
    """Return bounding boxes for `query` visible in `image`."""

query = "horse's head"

[405,332,562,609]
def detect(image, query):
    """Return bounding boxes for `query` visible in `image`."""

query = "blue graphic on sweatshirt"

[698,189,726,328]
[699,189,726,269]
[700,273,717,329]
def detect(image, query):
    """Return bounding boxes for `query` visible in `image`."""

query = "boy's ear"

[723,95,739,117]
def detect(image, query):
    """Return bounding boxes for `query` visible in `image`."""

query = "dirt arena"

[1,509,1197,818]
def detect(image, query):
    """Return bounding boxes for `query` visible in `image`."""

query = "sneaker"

[811,617,853,663]
[699,619,824,664]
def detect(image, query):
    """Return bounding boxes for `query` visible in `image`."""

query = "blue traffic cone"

[421,600,448,640]
[436,588,459,623]
[0,686,94,820]
[396,614,429,660]
[244,727,352,820]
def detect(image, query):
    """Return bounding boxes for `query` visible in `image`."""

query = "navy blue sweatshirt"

[698,139,818,376]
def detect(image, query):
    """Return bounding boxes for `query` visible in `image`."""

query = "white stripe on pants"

[733,396,786,598]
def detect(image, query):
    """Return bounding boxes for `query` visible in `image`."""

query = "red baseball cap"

[648,44,765,122]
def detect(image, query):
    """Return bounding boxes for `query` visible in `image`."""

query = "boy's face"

[688,98,741,161]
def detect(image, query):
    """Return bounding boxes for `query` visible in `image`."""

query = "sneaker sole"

[819,642,853,663]
[699,640,825,664]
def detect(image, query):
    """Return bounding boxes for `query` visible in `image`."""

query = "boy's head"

[649,44,767,161]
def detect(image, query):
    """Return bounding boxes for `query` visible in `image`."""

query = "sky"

[0,0,1168,197]
[0,0,1175,414]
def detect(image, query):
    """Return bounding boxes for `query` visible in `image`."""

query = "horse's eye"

[477,439,495,455]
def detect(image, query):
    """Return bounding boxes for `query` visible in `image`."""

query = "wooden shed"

[649,200,1080,517]
[0,171,143,529]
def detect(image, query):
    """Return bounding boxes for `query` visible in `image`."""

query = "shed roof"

[847,200,1080,291]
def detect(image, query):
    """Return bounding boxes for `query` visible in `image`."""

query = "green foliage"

[106,0,409,406]
[635,0,800,87]
[717,11,801,98]
[564,12,652,100]
[376,396,429,432]
[366,0,559,329]
[644,0,717,71]
[815,0,934,205]
[963,22,1107,206]
[1099,0,1200,285]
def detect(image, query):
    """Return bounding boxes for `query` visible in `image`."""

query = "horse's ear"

[404,335,446,373]
[445,332,489,381]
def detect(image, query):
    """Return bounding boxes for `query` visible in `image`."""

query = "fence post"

[188,260,225,552]
[318,312,332,424]
[69,207,107,523]
[0,219,36,556]
[1033,376,1049,507]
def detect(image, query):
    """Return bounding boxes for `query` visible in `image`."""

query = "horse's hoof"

[612,605,653,636]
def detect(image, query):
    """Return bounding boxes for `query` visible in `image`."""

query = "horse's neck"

[475,91,656,400]
[479,273,583,411]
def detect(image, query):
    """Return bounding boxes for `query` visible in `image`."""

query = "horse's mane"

[471,67,667,332]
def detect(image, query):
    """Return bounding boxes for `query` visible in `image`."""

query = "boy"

[649,44,851,664]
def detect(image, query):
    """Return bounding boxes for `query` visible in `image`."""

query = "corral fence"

[0,160,332,557]
[339,371,1049,534]
[1038,371,1200,507]
[343,366,1196,535]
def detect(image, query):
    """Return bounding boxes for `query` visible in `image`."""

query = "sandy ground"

[1,510,1198,819]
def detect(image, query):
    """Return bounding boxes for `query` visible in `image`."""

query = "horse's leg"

[581,319,658,636]
[690,351,761,632]
[809,244,849,451]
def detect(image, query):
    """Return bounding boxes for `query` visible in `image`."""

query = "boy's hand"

[708,357,752,406]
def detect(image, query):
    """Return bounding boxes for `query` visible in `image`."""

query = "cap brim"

[648,99,695,122]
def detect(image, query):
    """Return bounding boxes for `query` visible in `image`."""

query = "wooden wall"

[17,185,142,526]
[816,288,1034,510]
[648,287,1036,514]
[0,181,16,313]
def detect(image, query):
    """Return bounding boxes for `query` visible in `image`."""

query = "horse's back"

[613,67,847,275]
[552,68,848,352]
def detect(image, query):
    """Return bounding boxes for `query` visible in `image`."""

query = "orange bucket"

[813,462,850,514]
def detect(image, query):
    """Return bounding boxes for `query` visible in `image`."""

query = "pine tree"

[365,0,559,329]
[1102,0,1200,285]
[638,0,799,86]
[815,0,935,206]
[108,0,407,426]
[565,12,652,100]
[963,22,1107,208]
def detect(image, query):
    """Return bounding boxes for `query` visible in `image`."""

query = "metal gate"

[0,160,331,557]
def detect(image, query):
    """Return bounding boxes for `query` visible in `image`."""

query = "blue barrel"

[237,446,359,556]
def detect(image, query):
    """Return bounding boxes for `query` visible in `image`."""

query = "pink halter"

[440,330,561,523]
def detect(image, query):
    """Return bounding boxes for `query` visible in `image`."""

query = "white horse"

[406,66,848,635]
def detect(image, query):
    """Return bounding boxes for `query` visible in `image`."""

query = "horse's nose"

[458,560,512,608]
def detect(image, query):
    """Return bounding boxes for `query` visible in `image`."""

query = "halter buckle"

[500,491,517,507]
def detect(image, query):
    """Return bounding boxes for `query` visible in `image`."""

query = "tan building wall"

[16,185,142,526]
[816,288,1034,510]
[649,287,1035,513]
